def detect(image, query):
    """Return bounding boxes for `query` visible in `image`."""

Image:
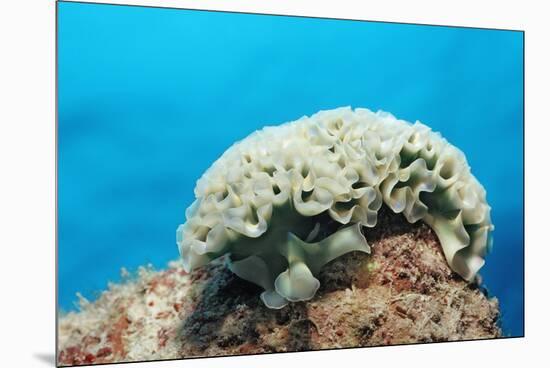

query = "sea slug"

[176,107,493,309]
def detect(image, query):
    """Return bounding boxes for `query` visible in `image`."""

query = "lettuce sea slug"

[176,107,493,309]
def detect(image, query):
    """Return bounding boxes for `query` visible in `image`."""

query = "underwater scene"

[57,2,524,365]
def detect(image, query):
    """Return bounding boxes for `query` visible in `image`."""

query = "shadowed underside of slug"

[176,107,493,309]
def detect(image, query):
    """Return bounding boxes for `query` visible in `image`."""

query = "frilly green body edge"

[176,107,494,309]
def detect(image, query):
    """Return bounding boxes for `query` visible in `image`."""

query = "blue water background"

[57,3,524,336]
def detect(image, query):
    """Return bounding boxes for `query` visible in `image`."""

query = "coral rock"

[58,209,500,366]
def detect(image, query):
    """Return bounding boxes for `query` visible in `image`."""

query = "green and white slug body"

[176,107,494,309]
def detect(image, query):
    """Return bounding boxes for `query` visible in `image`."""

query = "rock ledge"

[58,209,500,366]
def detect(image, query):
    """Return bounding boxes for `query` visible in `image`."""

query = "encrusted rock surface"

[58,209,500,366]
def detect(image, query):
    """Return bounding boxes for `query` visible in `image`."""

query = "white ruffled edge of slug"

[177,106,494,307]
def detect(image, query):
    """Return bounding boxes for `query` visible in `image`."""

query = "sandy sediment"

[58,209,500,366]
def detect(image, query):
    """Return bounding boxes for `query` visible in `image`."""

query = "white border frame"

[1,1,547,367]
